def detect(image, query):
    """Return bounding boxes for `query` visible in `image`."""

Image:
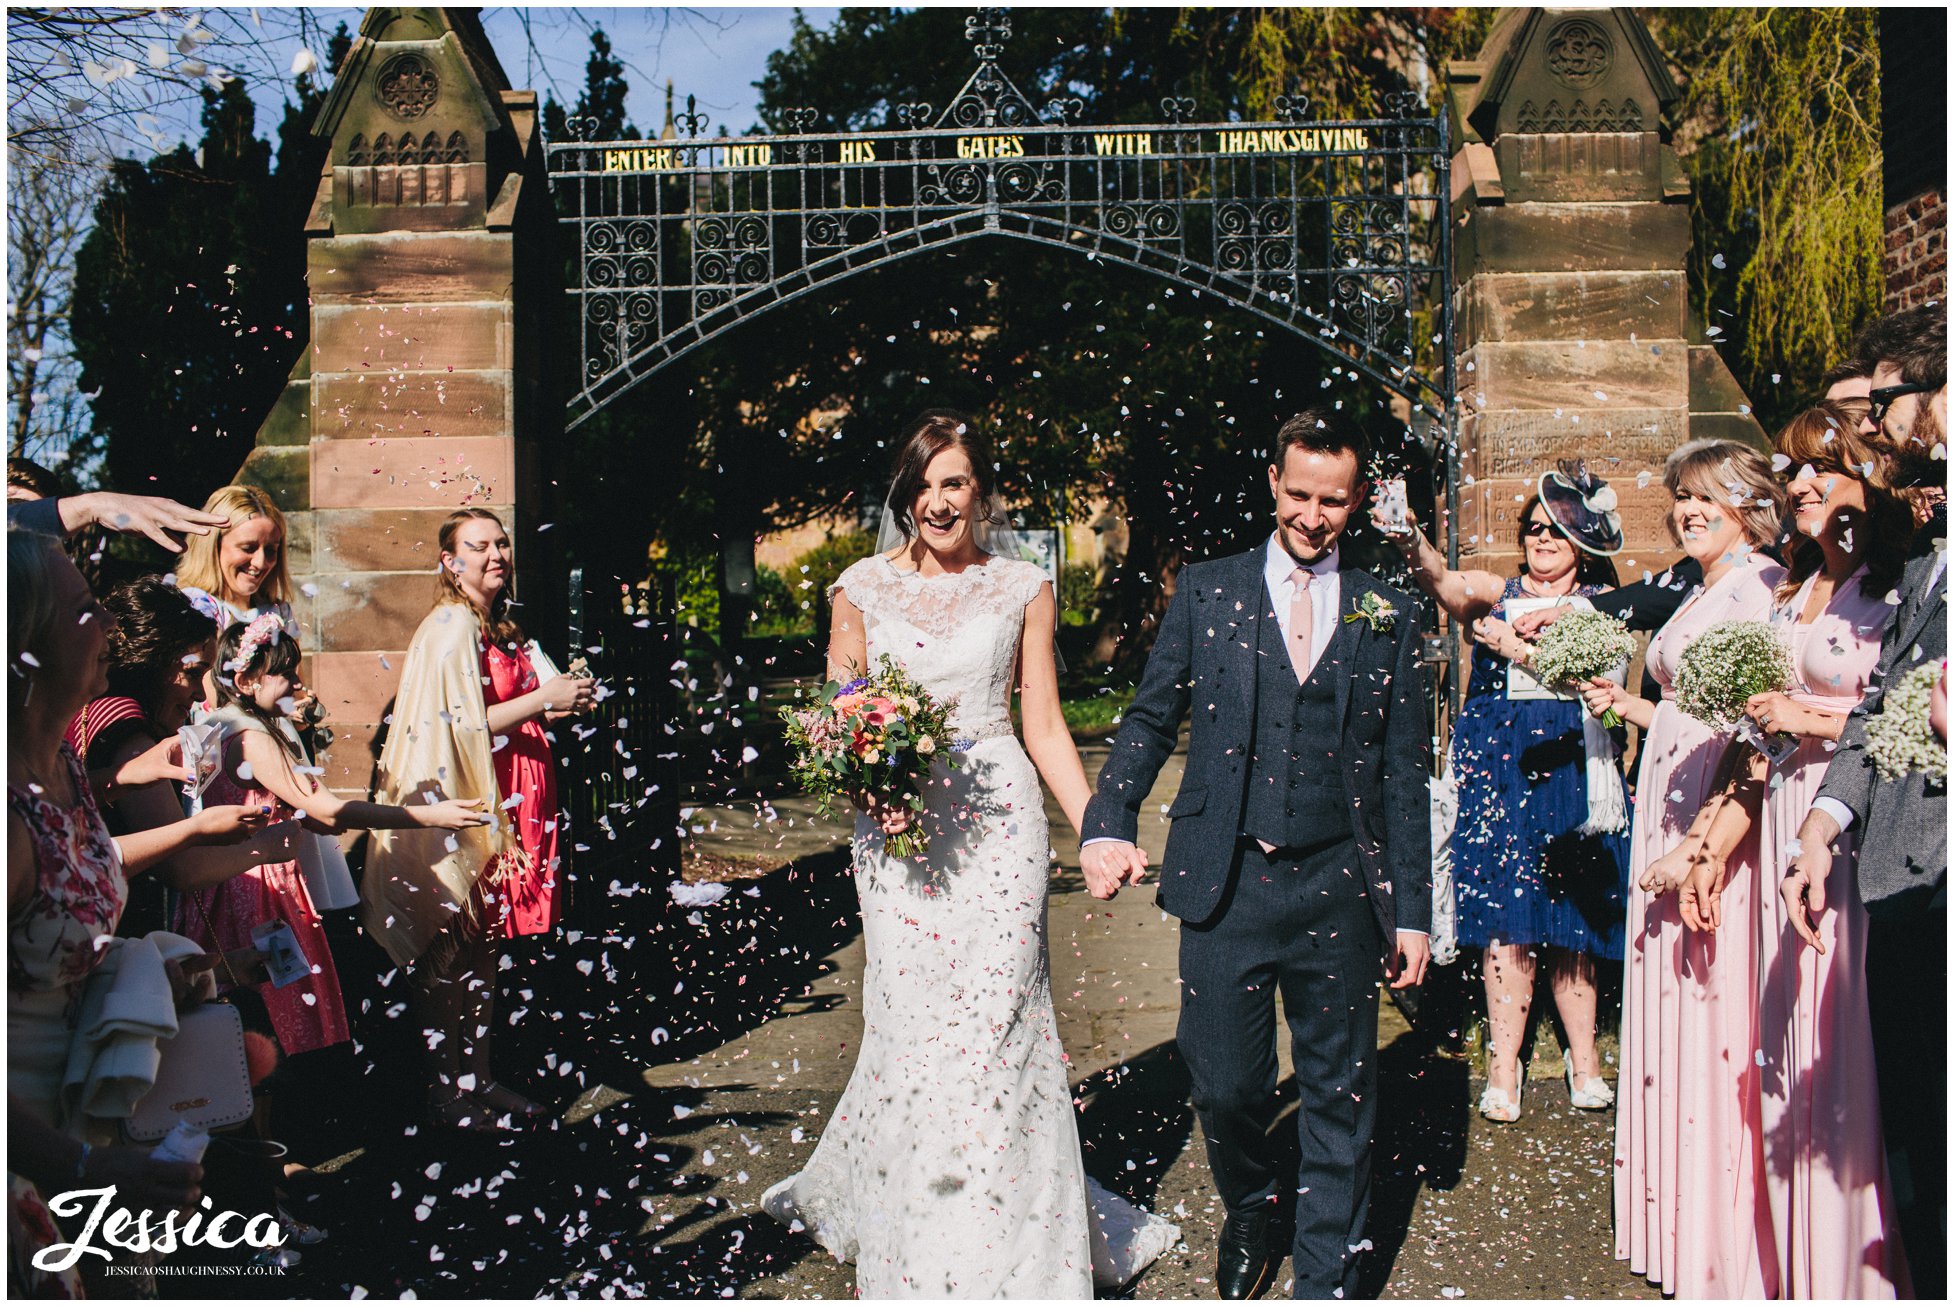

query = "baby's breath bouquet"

[779,654,961,858]
[1866,662,1948,782]
[1674,620,1793,728]
[1529,609,1639,727]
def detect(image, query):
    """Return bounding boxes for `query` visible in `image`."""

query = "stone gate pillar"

[235,7,560,796]
[1445,8,1763,580]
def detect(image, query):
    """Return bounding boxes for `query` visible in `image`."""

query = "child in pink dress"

[179,616,492,1056]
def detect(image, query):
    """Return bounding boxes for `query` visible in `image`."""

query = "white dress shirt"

[1264,534,1340,675]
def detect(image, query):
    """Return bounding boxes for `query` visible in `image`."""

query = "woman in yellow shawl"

[364,509,595,1131]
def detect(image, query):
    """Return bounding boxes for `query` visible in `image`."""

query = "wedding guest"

[1820,356,1876,405]
[1743,406,1913,1297]
[6,457,61,502]
[6,530,202,1295]
[1380,463,1630,1123]
[1787,303,1947,1296]
[178,616,488,1065]
[70,577,224,935]
[7,487,227,553]
[171,485,335,782]
[363,509,593,1131]
[1575,439,1786,1298]
[172,484,298,638]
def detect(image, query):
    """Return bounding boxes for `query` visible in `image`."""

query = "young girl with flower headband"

[175,614,489,1064]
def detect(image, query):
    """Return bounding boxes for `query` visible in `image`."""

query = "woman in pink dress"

[363,509,595,1131]
[1741,406,1912,1297]
[1577,440,1786,1298]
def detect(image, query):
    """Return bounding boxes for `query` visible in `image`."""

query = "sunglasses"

[1520,519,1561,539]
[1868,381,1933,424]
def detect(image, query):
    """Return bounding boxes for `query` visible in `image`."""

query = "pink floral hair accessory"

[234,612,286,671]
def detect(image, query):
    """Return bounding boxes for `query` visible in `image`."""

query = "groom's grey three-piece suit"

[1084,541,1432,1299]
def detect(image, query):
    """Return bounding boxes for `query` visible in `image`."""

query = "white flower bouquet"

[1529,609,1638,726]
[1673,620,1793,728]
[1866,662,1948,782]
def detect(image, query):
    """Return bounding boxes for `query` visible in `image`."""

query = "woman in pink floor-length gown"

[1751,567,1907,1297]
[1584,440,1786,1298]
[1740,410,1914,1298]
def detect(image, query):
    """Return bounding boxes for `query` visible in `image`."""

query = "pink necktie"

[1287,566,1315,684]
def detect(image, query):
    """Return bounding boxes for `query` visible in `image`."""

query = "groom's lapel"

[1331,568,1375,729]
[1229,549,1265,726]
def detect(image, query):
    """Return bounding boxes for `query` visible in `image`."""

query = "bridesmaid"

[1577,439,1786,1298]
[1742,406,1912,1296]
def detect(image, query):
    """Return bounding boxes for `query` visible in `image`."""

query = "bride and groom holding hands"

[761,406,1432,1300]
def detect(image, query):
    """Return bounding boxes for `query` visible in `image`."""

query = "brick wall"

[1885,189,1947,314]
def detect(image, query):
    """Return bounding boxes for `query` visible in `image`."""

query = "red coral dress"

[481,642,562,937]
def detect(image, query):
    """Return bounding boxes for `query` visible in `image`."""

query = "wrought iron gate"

[545,8,1457,445]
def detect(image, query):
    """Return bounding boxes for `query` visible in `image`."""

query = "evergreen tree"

[67,20,346,507]
[543,28,641,142]
[72,81,300,502]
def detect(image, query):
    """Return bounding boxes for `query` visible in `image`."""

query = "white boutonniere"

[1345,591,1397,633]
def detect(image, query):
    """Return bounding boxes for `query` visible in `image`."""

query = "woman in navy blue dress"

[1377,463,1632,1123]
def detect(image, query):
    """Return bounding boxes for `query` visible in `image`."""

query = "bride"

[761,410,1180,1296]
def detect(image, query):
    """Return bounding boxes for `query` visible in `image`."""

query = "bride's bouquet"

[1674,619,1797,762]
[1866,662,1948,781]
[1529,609,1638,727]
[779,655,962,858]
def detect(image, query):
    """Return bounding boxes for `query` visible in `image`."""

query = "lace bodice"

[833,554,1051,740]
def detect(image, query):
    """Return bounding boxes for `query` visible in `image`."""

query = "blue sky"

[478,7,839,136]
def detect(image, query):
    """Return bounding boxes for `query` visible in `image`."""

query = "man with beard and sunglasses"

[1783,301,1946,1297]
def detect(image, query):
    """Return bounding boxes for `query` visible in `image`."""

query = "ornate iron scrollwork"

[1382,88,1425,119]
[1160,96,1196,125]
[1330,199,1409,341]
[1105,203,1182,242]
[693,216,772,314]
[778,106,819,135]
[1042,96,1084,126]
[894,101,935,129]
[1273,90,1311,124]
[674,95,709,139]
[964,8,1011,61]
[1217,202,1297,277]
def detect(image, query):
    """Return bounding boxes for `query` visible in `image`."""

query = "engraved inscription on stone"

[1544,18,1614,91]
[377,53,440,121]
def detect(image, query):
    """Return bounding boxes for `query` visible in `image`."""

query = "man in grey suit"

[1782,303,1946,1296]
[1080,408,1431,1299]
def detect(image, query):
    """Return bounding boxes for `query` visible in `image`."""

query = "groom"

[1081,408,1431,1300]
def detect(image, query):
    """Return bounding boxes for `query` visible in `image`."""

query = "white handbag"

[122,1002,254,1143]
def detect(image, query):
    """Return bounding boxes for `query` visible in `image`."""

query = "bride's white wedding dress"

[762,553,1180,1298]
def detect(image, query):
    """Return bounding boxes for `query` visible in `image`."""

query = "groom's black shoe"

[1215,1207,1276,1299]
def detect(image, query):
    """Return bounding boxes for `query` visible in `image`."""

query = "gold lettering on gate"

[839,140,878,165]
[603,147,678,172]
[956,134,1025,160]
[1215,128,1370,155]
[1091,132,1154,155]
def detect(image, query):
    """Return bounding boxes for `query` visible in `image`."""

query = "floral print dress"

[7,745,127,1298]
